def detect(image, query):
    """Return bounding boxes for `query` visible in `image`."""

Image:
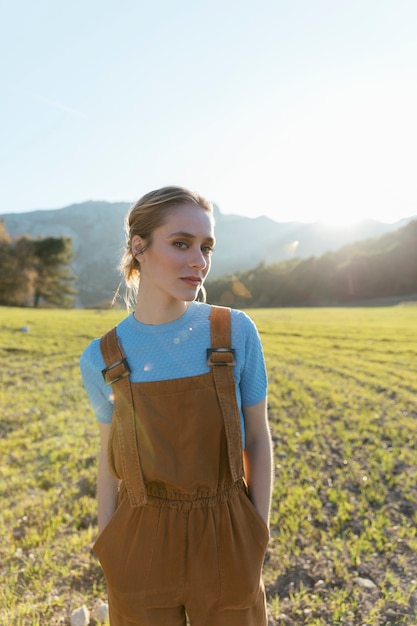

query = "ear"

[131,235,146,258]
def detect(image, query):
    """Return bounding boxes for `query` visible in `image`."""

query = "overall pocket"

[93,498,126,558]
[218,490,269,609]
[93,501,159,598]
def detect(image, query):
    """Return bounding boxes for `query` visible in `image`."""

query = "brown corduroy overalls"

[94,306,269,626]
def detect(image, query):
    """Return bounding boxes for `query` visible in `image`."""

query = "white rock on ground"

[355,577,378,590]
[70,605,90,626]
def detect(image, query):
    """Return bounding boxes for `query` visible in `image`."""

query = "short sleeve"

[233,311,268,407]
[79,339,114,423]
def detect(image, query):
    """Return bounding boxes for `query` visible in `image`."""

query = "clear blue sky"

[1,0,417,225]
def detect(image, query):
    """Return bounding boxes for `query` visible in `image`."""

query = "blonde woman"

[80,186,273,626]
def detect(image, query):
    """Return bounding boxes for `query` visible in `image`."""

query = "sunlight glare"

[318,214,363,229]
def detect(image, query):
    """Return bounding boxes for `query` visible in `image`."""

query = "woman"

[80,186,273,626]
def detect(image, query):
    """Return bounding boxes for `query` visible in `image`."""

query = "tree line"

[1,217,416,309]
[206,220,417,308]
[0,221,76,307]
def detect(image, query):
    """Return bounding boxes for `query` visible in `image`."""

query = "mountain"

[1,201,415,307]
[206,218,417,307]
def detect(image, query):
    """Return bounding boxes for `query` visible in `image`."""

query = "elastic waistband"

[140,479,247,510]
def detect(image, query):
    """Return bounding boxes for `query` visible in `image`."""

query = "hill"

[206,219,417,307]
[1,201,415,306]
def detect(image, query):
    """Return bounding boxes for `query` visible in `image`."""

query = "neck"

[134,299,190,325]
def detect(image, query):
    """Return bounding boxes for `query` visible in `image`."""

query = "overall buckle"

[207,348,236,367]
[101,358,131,384]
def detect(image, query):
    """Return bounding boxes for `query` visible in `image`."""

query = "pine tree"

[31,237,77,307]
[0,222,77,307]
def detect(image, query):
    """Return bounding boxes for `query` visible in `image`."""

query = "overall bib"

[94,306,269,626]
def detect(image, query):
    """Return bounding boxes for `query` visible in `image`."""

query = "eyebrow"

[169,231,216,245]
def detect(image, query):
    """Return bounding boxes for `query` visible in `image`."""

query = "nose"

[190,247,208,270]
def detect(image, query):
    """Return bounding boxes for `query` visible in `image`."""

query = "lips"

[181,276,202,287]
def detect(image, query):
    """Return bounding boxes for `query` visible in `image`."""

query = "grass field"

[1,305,417,625]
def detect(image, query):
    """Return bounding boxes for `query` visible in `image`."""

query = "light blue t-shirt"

[80,302,267,445]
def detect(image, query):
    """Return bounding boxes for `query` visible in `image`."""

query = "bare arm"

[242,398,273,528]
[97,422,119,534]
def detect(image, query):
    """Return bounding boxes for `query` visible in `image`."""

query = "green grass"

[1,306,417,625]
[255,306,417,625]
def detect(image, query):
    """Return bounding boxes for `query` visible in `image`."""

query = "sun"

[318,212,363,229]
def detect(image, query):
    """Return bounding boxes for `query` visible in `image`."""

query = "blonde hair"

[115,186,213,307]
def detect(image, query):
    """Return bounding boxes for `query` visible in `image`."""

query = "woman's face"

[132,203,215,306]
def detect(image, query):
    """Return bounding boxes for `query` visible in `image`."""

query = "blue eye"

[174,241,188,249]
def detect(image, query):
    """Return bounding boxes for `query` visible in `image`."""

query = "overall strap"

[100,328,147,506]
[208,306,244,482]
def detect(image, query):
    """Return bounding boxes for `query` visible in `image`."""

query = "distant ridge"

[1,202,415,307]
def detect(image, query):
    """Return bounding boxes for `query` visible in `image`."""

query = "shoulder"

[208,304,255,327]
[229,307,255,325]
[79,337,106,391]
[206,304,261,349]
[229,307,260,338]
[80,337,103,369]
[80,316,131,372]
